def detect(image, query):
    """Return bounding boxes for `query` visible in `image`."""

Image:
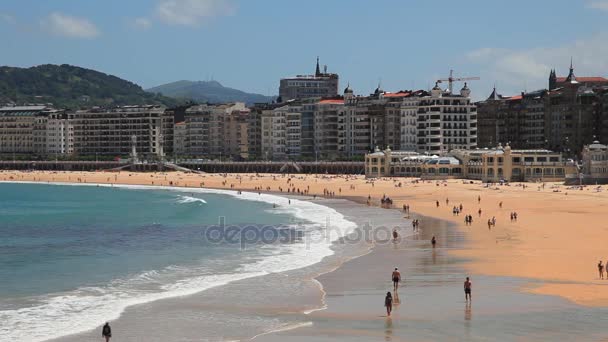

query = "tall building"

[416,83,477,153]
[545,62,608,154]
[260,104,302,160]
[34,110,74,156]
[183,103,249,159]
[314,98,344,160]
[173,121,186,156]
[477,88,547,149]
[72,105,171,158]
[0,105,58,155]
[279,57,339,101]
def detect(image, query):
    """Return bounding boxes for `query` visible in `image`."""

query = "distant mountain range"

[147,80,275,105]
[0,64,182,109]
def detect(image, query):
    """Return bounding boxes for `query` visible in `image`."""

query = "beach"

[3,170,608,340]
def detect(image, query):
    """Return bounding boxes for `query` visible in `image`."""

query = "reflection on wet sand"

[384,318,393,341]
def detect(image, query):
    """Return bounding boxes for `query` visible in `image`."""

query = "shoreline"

[4,170,608,339]
[1,180,382,342]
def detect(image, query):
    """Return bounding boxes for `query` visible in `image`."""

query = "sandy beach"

[4,169,608,339]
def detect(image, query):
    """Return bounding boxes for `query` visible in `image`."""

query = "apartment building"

[260,104,302,160]
[33,110,74,156]
[0,105,55,154]
[72,105,171,158]
[314,98,344,160]
[416,83,477,153]
[279,57,339,101]
[183,103,248,159]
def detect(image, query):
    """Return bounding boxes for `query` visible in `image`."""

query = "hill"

[147,80,275,105]
[0,64,182,108]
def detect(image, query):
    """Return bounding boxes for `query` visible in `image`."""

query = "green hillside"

[0,64,182,108]
[147,80,275,105]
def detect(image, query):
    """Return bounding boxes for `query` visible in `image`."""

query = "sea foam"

[0,181,357,342]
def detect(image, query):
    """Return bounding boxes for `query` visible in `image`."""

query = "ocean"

[0,182,357,341]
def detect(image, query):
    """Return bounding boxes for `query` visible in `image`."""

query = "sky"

[0,0,607,100]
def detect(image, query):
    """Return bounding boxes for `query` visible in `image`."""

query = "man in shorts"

[464,277,472,302]
[392,268,401,291]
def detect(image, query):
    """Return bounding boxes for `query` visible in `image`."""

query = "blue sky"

[1,0,607,100]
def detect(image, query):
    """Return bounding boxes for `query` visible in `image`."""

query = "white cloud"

[587,0,608,11]
[466,33,608,96]
[42,12,100,39]
[156,0,236,27]
[133,17,152,30]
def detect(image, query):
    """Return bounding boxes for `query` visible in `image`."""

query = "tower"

[460,82,471,98]
[344,83,354,102]
[315,56,321,77]
[565,58,577,84]
[549,69,557,90]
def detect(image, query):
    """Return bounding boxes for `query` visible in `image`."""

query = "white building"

[416,83,478,153]
[261,104,302,160]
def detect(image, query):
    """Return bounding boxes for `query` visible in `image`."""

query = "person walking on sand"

[599,261,604,279]
[392,268,401,291]
[385,292,393,316]
[102,322,112,342]
[478,208,482,217]
[464,277,472,302]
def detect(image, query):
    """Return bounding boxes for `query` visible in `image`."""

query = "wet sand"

[256,215,608,341]
[4,171,608,340]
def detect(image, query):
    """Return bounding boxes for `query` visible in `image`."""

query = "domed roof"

[432,82,442,91]
[461,82,470,90]
[344,83,353,94]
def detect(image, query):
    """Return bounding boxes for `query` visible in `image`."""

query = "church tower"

[549,69,557,90]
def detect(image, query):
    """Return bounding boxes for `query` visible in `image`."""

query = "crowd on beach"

[4,169,608,326]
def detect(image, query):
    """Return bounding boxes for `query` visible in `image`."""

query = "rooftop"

[318,99,344,105]
[557,76,608,83]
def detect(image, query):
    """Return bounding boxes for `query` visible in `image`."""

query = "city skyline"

[1,0,608,100]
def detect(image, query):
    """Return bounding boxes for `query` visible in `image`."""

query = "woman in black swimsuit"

[385,292,393,316]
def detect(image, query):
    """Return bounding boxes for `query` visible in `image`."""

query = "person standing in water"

[385,292,393,316]
[464,277,472,302]
[431,236,437,248]
[392,268,401,291]
[102,322,112,342]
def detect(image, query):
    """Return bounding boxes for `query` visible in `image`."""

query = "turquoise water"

[0,182,356,341]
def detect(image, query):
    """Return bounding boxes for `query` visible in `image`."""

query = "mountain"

[147,80,275,105]
[0,64,182,109]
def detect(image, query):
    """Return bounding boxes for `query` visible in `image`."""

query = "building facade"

[366,144,575,182]
[183,103,249,159]
[416,83,477,153]
[0,105,58,155]
[279,58,339,101]
[477,89,547,149]
[72,105,171,159]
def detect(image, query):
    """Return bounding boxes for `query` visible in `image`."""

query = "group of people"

[598,260,608,279]
[381,195,394,208]
[464,215,474,225]
[411,219,421,231]
[385,267,472,317]
[509,212,519,222]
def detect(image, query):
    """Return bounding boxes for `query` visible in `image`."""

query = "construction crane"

[437,70,480,94]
